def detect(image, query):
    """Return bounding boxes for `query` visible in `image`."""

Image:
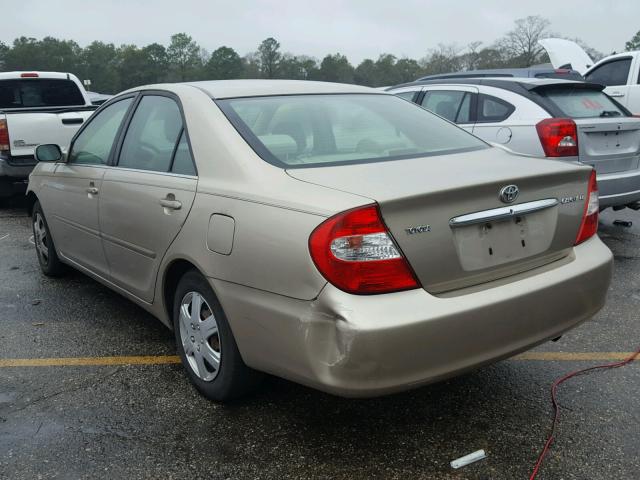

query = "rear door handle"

[159,198,182,210]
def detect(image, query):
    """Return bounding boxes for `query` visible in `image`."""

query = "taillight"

[0,118,9,152]
[575,170,598,245]
[20,72,39,78]
[309,204,420,294]
[536,118,579,157]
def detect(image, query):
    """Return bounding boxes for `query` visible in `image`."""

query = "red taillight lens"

[309,204,420,294]
[20,72,39,78]
[575,170,599,245]
[536,118,579,157]
[0,119,9,152]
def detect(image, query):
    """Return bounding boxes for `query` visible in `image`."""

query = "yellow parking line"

[0,352,637,368]
[513,352,637,361]
[0,355,181,367]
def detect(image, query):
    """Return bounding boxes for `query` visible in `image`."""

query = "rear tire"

[173,270,263,402]
[32,201,65,277]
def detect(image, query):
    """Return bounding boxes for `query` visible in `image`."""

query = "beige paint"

[27,80,613,397]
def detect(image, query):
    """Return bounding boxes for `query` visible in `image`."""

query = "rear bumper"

[0,157,35,180]
[597,168,640,208]
[213,235,612,397]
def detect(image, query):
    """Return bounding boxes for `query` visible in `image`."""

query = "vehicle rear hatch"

[534,83,640,175]
[288,148,592,293]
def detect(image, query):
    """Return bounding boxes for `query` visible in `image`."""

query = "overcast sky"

[3,0,639,62]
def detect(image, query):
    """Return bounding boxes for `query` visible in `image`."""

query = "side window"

[395,91,418,102]
[420,90,469,123]
[68,98,133,165]
[118,95,183,172]
[477,94,514,123]
[585,58,632,87]
[171,131,196,176]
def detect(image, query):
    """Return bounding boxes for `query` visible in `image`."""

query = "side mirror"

[35,144,63,163]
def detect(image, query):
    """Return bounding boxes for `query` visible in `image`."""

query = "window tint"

[0,79,85,109]
[540,88,626,118]
[420,90,471,123]
[395,91,418,102]
[477,94,514,123]
[585,58,631,86]
[118,96,183,172]
[218,94,487,168]
[68,98,133,165]
[171,131,196,175]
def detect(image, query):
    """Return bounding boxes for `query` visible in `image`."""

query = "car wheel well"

[26,192,38,217]
[163,259,202,327]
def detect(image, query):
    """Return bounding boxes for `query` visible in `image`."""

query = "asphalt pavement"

[0,196,639,480]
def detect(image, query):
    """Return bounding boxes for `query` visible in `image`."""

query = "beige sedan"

[27,80,612,401]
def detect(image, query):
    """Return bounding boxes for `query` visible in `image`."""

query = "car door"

[585,56,635,111]
[470,93,516,145]
[42,97,134,277]
[416,86,477,132]
[98,93,197,303]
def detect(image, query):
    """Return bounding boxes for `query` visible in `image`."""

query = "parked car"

[541,38,640,114]
[417,67,584,82]
[388,78,640,210]
[27,80,612,401]
[0,71,97,199]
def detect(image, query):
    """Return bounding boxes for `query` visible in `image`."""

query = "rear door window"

[540,88,627,118]
[118,96,183,172]
[476,94,514,123]
[0,79,85,108]
[585,58,632,86]
[420,90,471,123]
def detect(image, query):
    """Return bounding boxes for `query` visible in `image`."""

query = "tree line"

[0,16,631,95]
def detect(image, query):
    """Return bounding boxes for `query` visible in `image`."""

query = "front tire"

[32,201,65,277]
[173,270,263,402]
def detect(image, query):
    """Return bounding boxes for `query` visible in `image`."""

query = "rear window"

[0,79,85,109]
[541,88,627,118]
[217,94,487,168]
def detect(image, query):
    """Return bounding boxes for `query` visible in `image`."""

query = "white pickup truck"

[541,38,640,115]
[0,71,98,198]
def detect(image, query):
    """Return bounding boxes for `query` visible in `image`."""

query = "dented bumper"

[211,235,612,398]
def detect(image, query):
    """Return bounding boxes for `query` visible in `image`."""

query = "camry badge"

[499,185,519,204]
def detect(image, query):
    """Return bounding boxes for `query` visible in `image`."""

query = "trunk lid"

[538,38,594,75]
[288,148,592,293]
[575,117,640,174]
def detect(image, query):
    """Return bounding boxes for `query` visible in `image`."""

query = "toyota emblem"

[499,185,519,204]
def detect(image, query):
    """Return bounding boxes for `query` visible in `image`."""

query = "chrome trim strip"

[449,198,558,228]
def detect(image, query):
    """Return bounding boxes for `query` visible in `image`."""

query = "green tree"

[241,52,261,78]
[167,33,201,81]
[395,57,423,83]
[318,53,354,83]
[258,37,281,78]
[206,46,243,79]
[354,58,378,86]
[626,31,640,52]
[0,41,9,69]
[78,41,119,93]
[142,43,168,83]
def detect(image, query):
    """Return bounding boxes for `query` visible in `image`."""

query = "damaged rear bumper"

[211,235,612,397]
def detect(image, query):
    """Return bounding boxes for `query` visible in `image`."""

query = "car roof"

[389,77,604,93]
[182,79,379,99]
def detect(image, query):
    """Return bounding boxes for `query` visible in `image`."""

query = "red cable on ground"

[529,347,640,480]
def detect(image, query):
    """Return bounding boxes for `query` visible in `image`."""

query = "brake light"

[309,204,420,294]
[20,72,39,78]
[0,118,9,152]
[554,69,571,74]
[536,118,579,157]
[575,170,598,245]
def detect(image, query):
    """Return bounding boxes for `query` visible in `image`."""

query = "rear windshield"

[540,88,627,118]
[0,79,85,109]
[217,94,487,168]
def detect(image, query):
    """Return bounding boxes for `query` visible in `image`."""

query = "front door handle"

[160,198,182,210]
[86,187,99,195]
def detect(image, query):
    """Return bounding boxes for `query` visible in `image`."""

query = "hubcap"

[33,213,49,265]
[178,292,221,382]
